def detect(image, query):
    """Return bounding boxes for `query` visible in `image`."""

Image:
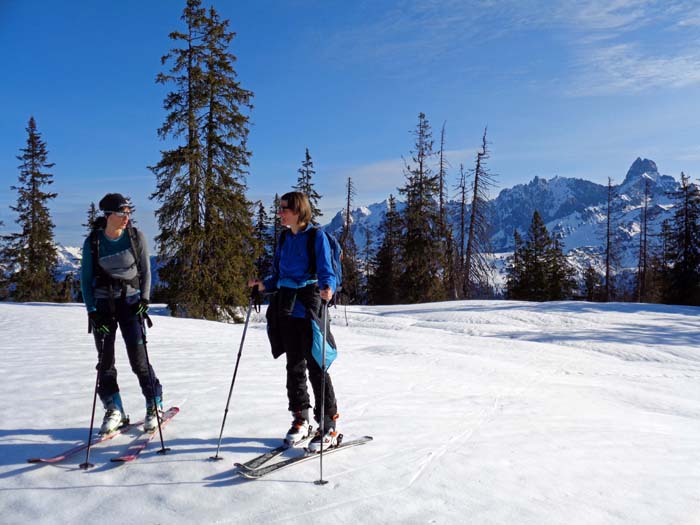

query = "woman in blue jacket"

[249,191,339,452]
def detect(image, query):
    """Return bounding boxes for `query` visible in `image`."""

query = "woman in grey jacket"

[80,193,163,434]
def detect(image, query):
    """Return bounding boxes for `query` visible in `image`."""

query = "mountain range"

[55,157,682,291]
[323,157,682,287]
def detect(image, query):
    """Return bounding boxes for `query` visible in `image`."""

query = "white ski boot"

[144,396,163,432]
[99,393,127,434]
[307,413,340,453]
[284,409,312,447]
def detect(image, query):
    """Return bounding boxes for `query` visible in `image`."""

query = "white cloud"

[567,42,700,96]
[325,0,700,96]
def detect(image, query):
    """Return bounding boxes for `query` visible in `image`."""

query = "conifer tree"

[359,224,374,304]
[150,0,255,320]
[583,265,603,302]
[397,113,442,303]
[637,176,651,302]
[1,117,59,301]
[0,220,7,300]
[507,211,574,301]
[602,178,621,301]
[463,127,496,298]
[519,211,551,301]
[253,201,273,278]
[547,235,576,300]
[270,193,282,248]
[294,148,322,225]
[505,229,524,299]
[368,195,401,304]
[83,202,99,233]
[339,177,360,303]
[663,172,700,305]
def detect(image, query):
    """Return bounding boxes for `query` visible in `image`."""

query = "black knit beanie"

[98,193,131,213]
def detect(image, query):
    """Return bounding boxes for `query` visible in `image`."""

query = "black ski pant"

[281,315,337,423]
[93,296,162,407]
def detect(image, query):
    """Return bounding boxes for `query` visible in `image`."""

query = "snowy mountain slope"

[1,301,699,524]
[328,157,684,288]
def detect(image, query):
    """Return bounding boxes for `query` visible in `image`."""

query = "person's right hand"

[89,311,111,334]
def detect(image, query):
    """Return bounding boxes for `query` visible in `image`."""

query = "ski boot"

[99,393,128,434]
[307,413,341,453]
[144,396,163,432]
[284,409,312,447]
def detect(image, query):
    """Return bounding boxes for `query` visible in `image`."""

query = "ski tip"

[27,458,41,463]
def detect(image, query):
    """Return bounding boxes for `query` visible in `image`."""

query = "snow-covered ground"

[1,300,699,524]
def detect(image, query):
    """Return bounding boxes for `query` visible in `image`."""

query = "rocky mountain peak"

[623,158,659,185]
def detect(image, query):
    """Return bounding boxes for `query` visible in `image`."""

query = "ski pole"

[210,288,258,460]
[139,312,170,455]
[79,332,105,470]
[315,299,330,486]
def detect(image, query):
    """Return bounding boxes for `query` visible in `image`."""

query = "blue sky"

[2,0,700,246]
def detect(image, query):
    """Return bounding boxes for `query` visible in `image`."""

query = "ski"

[235,444,288,472]
[27,419,142,464]
[110,406,179,463]
[239,435,373,479]
[235,432,314,472]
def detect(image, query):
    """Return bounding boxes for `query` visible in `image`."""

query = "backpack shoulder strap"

[307,227,319,276]
[90,228,101,279]
[126,226,143,278]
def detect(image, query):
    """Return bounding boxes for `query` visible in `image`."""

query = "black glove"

[132,299,150,317]
[89,311,111,335]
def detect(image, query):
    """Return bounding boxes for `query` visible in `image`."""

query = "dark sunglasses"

[109,210,132,217]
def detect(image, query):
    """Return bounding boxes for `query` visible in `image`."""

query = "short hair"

[281,191,311,225]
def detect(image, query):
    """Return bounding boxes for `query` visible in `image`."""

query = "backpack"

[279,227,343,294]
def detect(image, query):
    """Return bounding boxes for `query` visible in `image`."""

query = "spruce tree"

[294,148,322,225]
[270,193,282,249]
[663,172,700,305]
[1,117,59,301]
[359,224,374,304]
[509,211,575,301]
[83,202,99,233]
[602,178,621,301]
[0,220,7,299]
[397,113,442,303]
[368,195,401,304]
[505,229,524,299]
[547,235,576,300]
[339,177,360,303]
[522,212,550,301]
[150,0,255,320]
[637,176,651,302]
[253,201,273,278]
[582,265,603,302]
